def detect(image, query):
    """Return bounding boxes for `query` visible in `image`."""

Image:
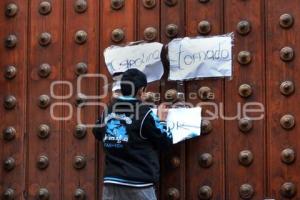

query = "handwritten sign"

[104,42,164,82]
[168,34,233,80]
[152,107,202,144]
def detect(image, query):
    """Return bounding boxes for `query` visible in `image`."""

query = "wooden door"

[1,0,300,199]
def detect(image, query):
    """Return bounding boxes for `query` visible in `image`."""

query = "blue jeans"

[102,184,157,200]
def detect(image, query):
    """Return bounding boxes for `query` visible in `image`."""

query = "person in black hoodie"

[93,68,173,200]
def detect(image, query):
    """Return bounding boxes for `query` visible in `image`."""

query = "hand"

[158,103,169,121]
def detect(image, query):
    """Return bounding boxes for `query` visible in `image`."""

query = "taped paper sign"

[168,34,233,80]
[104,42,164,82]
[152,107,202,144]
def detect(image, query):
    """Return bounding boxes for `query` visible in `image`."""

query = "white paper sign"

[104,42,164,82]
[152,107,202,144]
[168,34,233,80]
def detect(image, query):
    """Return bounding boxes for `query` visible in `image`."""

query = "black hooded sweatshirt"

[92,96,173,187]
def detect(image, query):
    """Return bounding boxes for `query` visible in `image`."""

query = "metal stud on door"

[111,28,124,43]
[281,148,296,165]
[37,155,49,170]
[197,20,211,35]
[144,27,157,41]
[75,62,88,75]
[74,0,88,13]
[39,1,51,15]
[38,63,51,78]
[37,188,50,200]
[4,65,17,80]
[38,124,50,139]
[238,118,253,133]
[143,0,156,9]
[198,185,213,200]
[237,20,251,35]
[167,187,180,200]
[2,127,16,141]
[5,34,18,48]
[198,153,213,168]
[238,51,252,65]
[75,30,88,44]
[74,124,87,139]
[165,24,178,38]
[2,188,15,200]
[74,188,86,200]
[280,80,294,96]
[5,3,18,17]
[3,95,17,110]
[3,157,15,171]
[239,184,254,200]
[111,0,124,10]
[279,13,294,29]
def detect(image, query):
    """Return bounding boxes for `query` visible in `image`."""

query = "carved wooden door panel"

[1,0,300,199]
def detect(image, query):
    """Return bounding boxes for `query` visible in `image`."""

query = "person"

[93,68,173,200]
